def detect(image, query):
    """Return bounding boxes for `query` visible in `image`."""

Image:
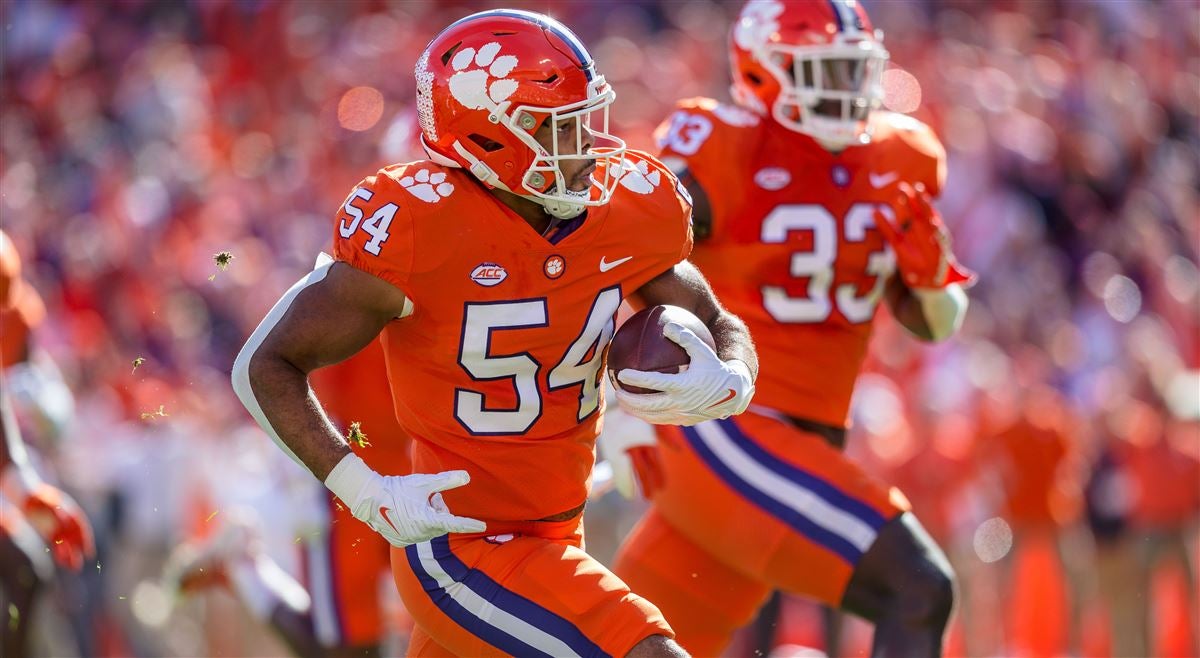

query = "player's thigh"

[392,532,671,658]
[303,492,391,649]
[615,506,771,658]
[654,413,905,606]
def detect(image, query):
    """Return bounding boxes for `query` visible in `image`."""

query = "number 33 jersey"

[656,98,947,429]
[333,151,692,524]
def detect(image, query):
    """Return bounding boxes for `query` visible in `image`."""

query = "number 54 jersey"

[333,151,692,524]
[657,98,947,429]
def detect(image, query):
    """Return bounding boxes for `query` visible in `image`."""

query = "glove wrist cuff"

[726,359,754,384]
[323,452,373,505]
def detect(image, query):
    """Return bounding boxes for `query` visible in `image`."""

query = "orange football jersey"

[656,98,946,428]
[333,151,692,523]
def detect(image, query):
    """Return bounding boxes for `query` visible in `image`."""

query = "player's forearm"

[234,350,350,481]
[913,284,968,342]
[0,379,40,490]
[885,277,968,342]
[709,311,759,379]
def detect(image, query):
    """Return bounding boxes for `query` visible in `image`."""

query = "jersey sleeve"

[665,163,695,263]
[652,98,759,241]
[654,99,749,181]
[627,151,695,265]
[331,170,416,294]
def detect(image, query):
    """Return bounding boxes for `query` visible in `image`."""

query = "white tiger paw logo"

[619,160,662,195]
[448,42,520,110]
[734,0,784,52]
[400,169,455,203]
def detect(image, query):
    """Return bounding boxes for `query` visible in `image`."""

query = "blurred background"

[0,0,1196,656]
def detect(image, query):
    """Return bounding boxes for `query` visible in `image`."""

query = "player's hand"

[613,322,755,426]
[597,401,663,499]
[324,453,486,547]
[22,483,95,571]
[874,182,976,289]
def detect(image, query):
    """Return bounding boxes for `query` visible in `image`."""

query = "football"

[607,305,716,394]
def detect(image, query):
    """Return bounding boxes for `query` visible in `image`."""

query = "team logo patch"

[734,0,785,52]
[543,254,566,279]
[618,159,661,195]
[470,262,507,287]
[754,167,791,191]
[400,169,455,203]
[831,164,852,189]
[484,534,515,544]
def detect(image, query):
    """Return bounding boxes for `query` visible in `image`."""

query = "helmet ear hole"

[745,71,763,86]
[468,134,505,152]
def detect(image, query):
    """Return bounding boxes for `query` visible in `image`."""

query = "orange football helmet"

[730,0,889,150]
[416,9,626,219]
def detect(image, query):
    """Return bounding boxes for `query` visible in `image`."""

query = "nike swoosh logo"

[869,171,900,188]
[599,256,633,272]
[378,506,400,534]
[706,388,737,410]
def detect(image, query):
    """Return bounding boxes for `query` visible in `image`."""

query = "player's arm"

[876,183,974,342]
[0,379,93,570]
[233,261,398,478]
[231,260,484,546]
[614,262,757,426]
[884,277,968,342]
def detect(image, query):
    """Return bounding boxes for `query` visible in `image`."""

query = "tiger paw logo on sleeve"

[400,169,455,203]
[618,160,662,195]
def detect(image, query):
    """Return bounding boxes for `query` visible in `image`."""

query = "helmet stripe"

[828,0,861,35]
[450,9,596,81]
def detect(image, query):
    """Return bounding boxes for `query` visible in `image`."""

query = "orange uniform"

[333,150,691,656]
[615,99,945,656]
[0,231,45,369]
[303,339,412,647]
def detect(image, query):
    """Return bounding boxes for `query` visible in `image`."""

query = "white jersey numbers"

[455,288,622,435]
[339,187,397,256]
[660,111,714,157]
[760,204,896,324]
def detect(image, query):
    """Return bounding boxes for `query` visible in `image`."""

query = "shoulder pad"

[870,113,947,193]
[375,161,463,210]
[655,98,763,159]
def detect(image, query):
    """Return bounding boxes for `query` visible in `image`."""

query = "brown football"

[606,305,716,394]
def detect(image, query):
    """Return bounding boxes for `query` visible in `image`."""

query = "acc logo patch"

[754,167,791,191]
[470,262,507,287]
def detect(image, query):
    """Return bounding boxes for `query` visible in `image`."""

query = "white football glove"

[613,321,755,426]
[324,453,486,547]
[597,381,661,499]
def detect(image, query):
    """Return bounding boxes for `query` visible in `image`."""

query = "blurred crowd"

[1,0,1196,656]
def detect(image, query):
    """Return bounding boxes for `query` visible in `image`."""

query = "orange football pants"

[614,411,907,657]
[393,515,673,657]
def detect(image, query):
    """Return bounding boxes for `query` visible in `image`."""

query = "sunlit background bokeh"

[1,1,1196,656]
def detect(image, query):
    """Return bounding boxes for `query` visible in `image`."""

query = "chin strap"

[540,190,586,220]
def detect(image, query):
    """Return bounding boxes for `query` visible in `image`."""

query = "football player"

[232,9,758,657]
[0,231,93,658]
[608,1,974,656]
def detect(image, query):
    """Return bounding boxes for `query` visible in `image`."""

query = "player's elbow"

[231,339,271,411]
